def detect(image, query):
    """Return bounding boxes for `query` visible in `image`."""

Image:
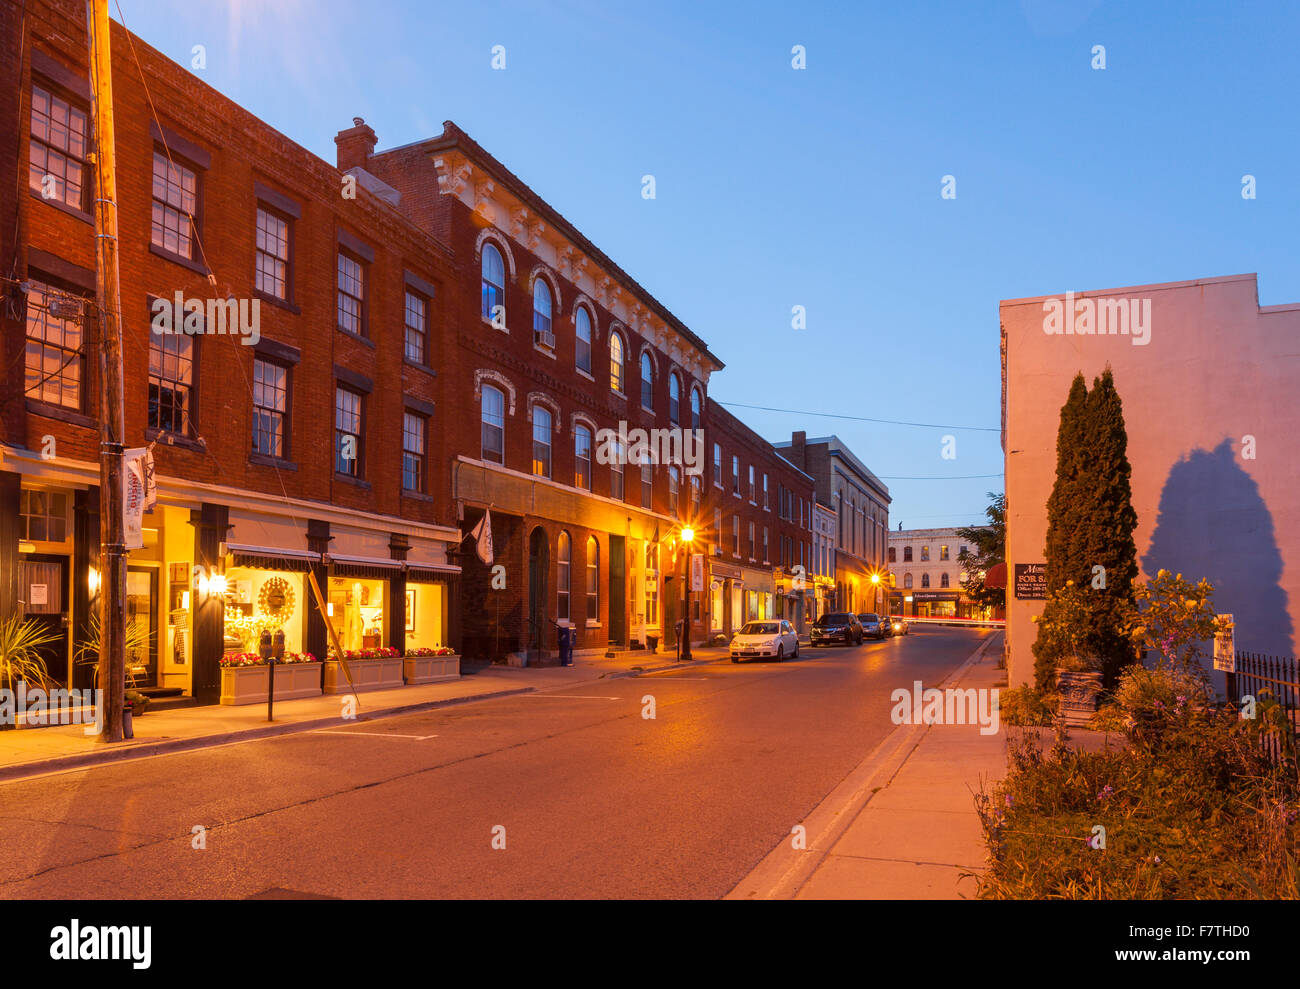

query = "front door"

[527,527,549,650]
[20,555,69,685]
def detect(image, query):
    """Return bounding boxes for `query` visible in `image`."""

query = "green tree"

[956,492,1005,610]
[1032,369,1139,689]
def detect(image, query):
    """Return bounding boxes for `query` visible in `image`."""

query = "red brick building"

[2,0,461,703]
[350,120,727,661]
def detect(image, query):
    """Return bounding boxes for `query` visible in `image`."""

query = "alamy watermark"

[150,292,261,346]
[595,422,705,475]
[1042,292,1151,346]
[890,680,1000,735]
[1,682,103,735]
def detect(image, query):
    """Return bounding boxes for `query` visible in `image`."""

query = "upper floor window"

[713,444,722,486]
[691,474,701,512]
[151,152,197,259]
[641,461,653,510]
[404,290,428,365]
[763,474,769,509]
[533,279,554,348]
[575,425,592,490]
[920,545,930,562]
[610,438,625,500]
[29,84,88,211]
[732,515,740,555]
[610,332,625,393]
[888,546,896,563]
[640,353,654,411]
[481,244,505,324]
[669,466,680,518]
[575,307,593,373]
[732,455,740,495]
[690,388,702,430]
[334,386,363,477]
[669,373,681,425]
[904,573,913,589]
[148,332,194,436]
[402,411,427,493]
[24,279,85,411]
[251,357,288,459]
[940,545,949,561]
[336,252,365,336]
[940,572,950,588]
[921,573,931,588]
[903,546,913,562]
[532,406,552,478]
[255,206,290,301]
[481,385,505,464]
[748,465,755,501]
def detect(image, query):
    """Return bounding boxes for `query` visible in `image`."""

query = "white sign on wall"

[1213,614,1235,673]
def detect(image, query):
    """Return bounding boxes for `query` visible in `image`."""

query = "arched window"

[575,307,592,373]
[481,244,504,323]
[690,388,701,430]
[921,573,930,588]
[609,332,625,393]
[481,385,504,464]
[640,353,654,410]
[533,279,553,345]
[575,424,592,490]
[903,572,913,589]
[668,465,680,518]
[532,405,552,478]
[940,572,950,588]
[557,530,571,622]
[669,373,681,425]
[586,536,600,621]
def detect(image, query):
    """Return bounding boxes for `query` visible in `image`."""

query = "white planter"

[324,655,405,694]
[220,662,323,706]
[403,654,461,684]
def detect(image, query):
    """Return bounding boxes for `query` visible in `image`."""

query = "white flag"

[469,509,494,565]
[123,448,147,550]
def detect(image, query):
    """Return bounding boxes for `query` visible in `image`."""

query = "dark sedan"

[857,613,888,640]
[811,612,863,646]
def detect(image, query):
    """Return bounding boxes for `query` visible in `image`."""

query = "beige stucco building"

[1000,273,1300,690]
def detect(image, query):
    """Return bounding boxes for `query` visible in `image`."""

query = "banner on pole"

[123,448,147,549]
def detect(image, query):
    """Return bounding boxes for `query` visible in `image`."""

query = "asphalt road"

[0,625,995,899]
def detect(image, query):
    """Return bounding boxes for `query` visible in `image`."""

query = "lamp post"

[680,526,695,661]
[871,571,881,616]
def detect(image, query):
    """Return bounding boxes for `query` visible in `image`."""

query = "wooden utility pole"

[86,0,127,742]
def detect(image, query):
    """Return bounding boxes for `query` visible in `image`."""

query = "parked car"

[811,612,863,646]
[730,620,799,662]
[857,613,888,640]
[889,616,909,636]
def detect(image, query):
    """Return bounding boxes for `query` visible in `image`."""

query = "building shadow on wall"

[1143,439,1294,683]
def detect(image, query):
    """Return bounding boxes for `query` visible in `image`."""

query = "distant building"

[887,527,986,619]
[810,501,837,620]
[774,432,890,615]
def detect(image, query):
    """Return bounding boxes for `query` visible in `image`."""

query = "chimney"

[335,116,377,172]
[791,430,807,466]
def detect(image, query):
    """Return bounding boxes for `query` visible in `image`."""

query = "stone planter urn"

[1057,669,1104,727]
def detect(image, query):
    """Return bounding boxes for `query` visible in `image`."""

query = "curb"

[0,686,535,784]
[725,630,1003,900]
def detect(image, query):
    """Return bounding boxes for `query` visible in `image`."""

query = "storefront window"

[222,568,307,655]
[327,576,386,651]
[404,582,448,651]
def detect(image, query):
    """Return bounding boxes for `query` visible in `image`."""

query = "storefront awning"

[227,542,319,572]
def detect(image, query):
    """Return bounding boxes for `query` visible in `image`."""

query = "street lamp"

[680,526,695,661]
[871,571,881,616]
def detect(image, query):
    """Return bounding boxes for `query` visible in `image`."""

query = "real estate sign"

[1013,563,1047,600]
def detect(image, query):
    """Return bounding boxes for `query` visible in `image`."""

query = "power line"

[876,473,1002,480]
[716,400,1000,433]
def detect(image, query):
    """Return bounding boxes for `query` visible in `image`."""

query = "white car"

[730,620,799,663]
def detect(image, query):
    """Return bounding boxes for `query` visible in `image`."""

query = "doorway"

[527,527,549,650]
[20,555,69,685]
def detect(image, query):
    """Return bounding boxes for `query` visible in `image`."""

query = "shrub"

[999,686,1056,727]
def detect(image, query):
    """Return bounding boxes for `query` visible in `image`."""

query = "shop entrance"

[19,555,68,685]
[125,566,158,687]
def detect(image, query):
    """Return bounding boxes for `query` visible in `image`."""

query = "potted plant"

[218,650,322,705]
[403,645,460,684]
[323,645,404,694]
[1032,581,1104,726]
[0,615,59,731]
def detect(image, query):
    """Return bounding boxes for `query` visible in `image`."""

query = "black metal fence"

[1229,651,1299,770]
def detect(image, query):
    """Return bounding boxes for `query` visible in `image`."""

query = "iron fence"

[1230,651,1300,770]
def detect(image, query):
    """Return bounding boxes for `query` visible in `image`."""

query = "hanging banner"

[691,553,705,592]
[123,448,148,549]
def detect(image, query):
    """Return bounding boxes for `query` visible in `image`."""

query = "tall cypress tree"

[1032,373,1089,690]
[1079,367,1139,683]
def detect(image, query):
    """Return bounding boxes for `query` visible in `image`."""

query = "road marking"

[523,694,621,700]
[312,730,439,740]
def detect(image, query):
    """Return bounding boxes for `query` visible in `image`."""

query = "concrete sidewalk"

[729,632,1006,900]
[0,645,731,782]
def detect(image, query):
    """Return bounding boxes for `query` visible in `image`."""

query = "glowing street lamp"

[680,526,695,661]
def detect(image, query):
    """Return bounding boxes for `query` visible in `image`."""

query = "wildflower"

[1097,785,1114,801]
[1005,794,1013,808]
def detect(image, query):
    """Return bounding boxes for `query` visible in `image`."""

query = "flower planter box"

[324,655,405,694]
[220,662,323,706]
[403,653,460,684]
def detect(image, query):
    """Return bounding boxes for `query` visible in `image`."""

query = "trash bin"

[558,625,574,666]
[646,633,659,653]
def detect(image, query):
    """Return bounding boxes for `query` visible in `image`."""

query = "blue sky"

[113,0,1298,528]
